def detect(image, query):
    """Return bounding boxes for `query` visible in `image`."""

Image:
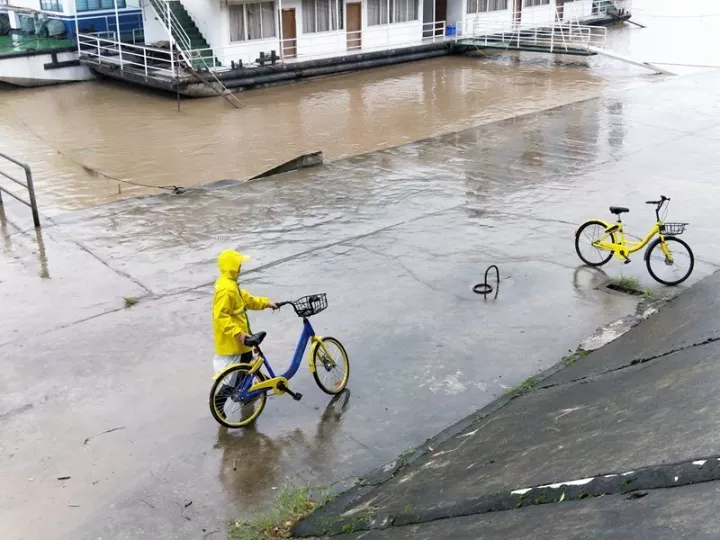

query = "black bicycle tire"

[312,337,350,395]
[645,236,695,286]
[575,220,616,267]
[209,365,267,428]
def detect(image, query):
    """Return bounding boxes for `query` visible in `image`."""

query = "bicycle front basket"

[661,223,688,236]
[292,294,328,318]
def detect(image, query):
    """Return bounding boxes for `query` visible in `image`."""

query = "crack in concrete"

[296,453,720,537]
[539,333,720,391]
[68,238,153,295]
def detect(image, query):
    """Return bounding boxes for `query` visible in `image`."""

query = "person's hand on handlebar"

[268,301,279,310]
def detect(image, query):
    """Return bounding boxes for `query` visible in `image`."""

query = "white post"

[278,0,284,61]
[170,39,175,75]
[73,0,80,50]
[143,47,148,76]
[386,0,390,47]
[114,0,122,70]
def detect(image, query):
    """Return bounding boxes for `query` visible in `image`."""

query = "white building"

[140,0,630,69]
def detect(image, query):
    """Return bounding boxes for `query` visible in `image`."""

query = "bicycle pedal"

[623,258,632,264]
[293,392,303,402]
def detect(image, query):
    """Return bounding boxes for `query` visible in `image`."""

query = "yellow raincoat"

[212,250,271,356]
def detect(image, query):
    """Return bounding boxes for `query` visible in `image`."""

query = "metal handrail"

[77,32,178,78]
[461,15,607,53]
[0,153,40,228]
[146,0,196,66]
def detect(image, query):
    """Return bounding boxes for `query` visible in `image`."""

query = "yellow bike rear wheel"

[575,220,616,267]
[210,365,267,428]
[312,337,350,395]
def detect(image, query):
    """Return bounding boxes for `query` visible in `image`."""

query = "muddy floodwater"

[1,0,719,212]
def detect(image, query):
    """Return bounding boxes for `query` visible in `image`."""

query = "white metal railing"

[460,22,607,53]
[181,20,449,71]
[77,32,179,78]
[457,9,607,54]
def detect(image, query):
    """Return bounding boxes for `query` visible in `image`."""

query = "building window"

[229,2,276,42]
[367,0,418,25]
[302,0,344,33]
[75,0,127,11]
[523,0,549,6]
[466,0,507,14]
[40,0,63,11]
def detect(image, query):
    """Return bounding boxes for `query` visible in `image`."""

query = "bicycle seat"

[609,206,629,215]
[243,331,267,347]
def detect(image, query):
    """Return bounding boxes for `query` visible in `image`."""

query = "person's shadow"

[215,390,352,511]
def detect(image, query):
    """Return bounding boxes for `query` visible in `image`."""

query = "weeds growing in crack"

[505,377,537,395]
[563,348,589,366]
[228,482,332,540]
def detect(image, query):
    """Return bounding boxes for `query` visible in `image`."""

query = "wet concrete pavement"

[4,70,720,539]
[299,268,720,539]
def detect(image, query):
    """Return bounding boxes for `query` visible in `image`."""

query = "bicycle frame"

[236,319,329,400]
[594,220,664,259]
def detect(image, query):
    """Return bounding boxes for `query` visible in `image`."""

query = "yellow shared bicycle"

[574,195,694,286]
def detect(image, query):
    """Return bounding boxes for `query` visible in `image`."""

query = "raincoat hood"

[218,249,250,280]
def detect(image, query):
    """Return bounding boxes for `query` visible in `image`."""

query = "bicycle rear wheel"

[209,365,267,428]
[575,220,616,267]
[312,337,350,395]
[645,236,694,286]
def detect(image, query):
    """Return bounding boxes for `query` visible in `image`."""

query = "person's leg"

[213,353,255,411]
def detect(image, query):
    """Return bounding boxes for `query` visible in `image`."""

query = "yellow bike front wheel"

[209,365,267,428]
[312,337,350,395]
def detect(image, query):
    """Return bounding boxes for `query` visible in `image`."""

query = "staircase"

[147,0,218,68]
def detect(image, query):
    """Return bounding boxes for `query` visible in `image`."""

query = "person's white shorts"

[212,353,252,375]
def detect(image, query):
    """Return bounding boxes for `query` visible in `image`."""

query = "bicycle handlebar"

[646,195,670,205]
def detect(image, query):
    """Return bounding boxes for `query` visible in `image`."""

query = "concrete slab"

[334,482,720,540]
[0,218,146,344]
[542,269,720,387]
[329,339,720,522]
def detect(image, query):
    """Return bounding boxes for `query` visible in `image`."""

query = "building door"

[281,8,297,58]
[347,3,361,50]
[434,0,447,36]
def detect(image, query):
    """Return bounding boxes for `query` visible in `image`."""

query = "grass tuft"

[505,376,537,395]
[124,296,138,308]
[228,483,331,540]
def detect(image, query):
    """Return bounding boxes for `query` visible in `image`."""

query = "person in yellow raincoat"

[212,249,277,386]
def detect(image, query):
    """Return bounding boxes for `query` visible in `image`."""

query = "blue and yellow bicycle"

[209,294,350,428]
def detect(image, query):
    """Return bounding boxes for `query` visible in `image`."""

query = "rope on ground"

[627,8,720,19]
[7,105,185,194]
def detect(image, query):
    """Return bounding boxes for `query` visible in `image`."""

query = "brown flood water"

[0,0,718,213]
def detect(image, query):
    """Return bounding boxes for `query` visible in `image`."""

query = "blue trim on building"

[58,9,143,38]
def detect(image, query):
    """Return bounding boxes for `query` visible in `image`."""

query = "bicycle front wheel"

[209,365,267,428]
[575,220,616,267]
[645,236,695,286]
[312,337,350,395]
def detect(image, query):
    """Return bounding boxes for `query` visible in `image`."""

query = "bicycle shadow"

[215,390,352,510]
